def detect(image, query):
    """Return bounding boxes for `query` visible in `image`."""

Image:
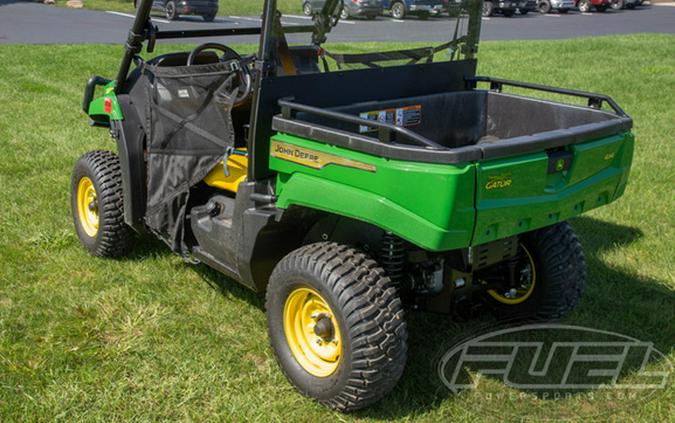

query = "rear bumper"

[351,5,384,16]
[497,0,536,9]
[550,0,575,8]
[409,4,445,14]
[176,1,218,15]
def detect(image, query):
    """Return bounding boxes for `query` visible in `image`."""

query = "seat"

[203,149,248,193]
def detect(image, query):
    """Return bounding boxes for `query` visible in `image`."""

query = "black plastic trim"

[113,95,147,232]
[272,117,482,164]
[83,75,111,115]
[155,25,314,39]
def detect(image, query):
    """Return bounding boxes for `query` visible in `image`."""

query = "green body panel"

[472,132,634,244]
[270,133,476,251]
[87,81,123,121]
[270,131,634,251]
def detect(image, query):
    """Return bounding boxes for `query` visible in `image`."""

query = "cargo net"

[143,60,241,253]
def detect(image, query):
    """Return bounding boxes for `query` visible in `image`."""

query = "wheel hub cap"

[283,287,341,377]
[487,244,537,305]
[77,176,99,237]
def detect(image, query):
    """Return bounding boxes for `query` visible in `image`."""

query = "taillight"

[104,97,113,114]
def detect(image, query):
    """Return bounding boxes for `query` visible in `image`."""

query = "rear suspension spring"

[380,232,406,285]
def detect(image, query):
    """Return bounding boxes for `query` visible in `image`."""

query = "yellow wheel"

[266,243,408,412]
[71,151,133,257]
[482,223,586,320]
[76,176,99,237]
[487,244,536,305]
[283,287,341,377]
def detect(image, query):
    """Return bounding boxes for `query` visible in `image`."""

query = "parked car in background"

[537,0,574,13]
[303,0,383,19]
[610,0,640,9]
[482,0,536,16]
[382,0,445,19]
[133,0,219,21]
[575,0,611,12]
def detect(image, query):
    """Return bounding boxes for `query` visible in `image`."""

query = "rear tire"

[539,0,552,13]
[482,1,494,16]
[488,222,587,320]
[611,0,624,9]
[578,0,591,12]
[340,7,350,20]
[165,0,178,20]
[391,1,406,19]
[303,1,312,16]
[266,242,408,412]
[202,12,216,21]
[71,151,133,258]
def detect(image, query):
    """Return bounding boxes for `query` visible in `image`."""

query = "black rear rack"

[467,76,628,117]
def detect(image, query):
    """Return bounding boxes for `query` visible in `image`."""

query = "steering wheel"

[186,43,253,106]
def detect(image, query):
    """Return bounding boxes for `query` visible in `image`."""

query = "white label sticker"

[359,105,422,133]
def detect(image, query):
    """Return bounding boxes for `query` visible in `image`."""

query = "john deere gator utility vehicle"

[73,0,633,411]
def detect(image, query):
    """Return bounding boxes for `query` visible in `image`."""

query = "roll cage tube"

[312,0,344,46]
[111,0,317,94]
[114,0,154,94]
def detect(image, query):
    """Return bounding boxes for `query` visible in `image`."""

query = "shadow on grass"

[355,216,675,420]
[193,264,264,309]
[161,215,672,419]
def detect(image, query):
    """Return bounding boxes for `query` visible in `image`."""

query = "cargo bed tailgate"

[472,131,634,245]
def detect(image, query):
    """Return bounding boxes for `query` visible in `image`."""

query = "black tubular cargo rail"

[467,76,629,117]
[272,76,633,165]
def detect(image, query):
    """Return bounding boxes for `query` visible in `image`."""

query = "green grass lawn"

[61,0,303,15]
[0,34,674,421]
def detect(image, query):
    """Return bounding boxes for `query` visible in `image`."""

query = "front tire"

[71,151,133,257]
[484,222,587,320]
[266,242,408,412]
[202,12,216,22]
[578,0,591,12]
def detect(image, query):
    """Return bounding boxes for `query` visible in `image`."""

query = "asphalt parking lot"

[0,1,674,44]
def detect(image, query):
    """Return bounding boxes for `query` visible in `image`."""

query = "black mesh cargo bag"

[142,61,240,253]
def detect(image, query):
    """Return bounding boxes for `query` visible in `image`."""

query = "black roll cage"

[104,0,627,181]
